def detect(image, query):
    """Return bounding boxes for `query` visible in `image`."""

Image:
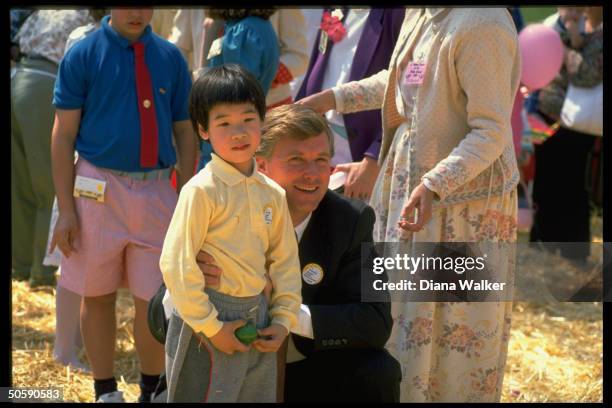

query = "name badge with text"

[404,62,427,85]
[73,175,106,203]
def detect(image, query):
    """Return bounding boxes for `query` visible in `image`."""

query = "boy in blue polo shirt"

[50,8,197,402]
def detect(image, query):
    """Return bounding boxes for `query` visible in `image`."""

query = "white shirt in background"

[321,9,370,166]
[290,8,324,99]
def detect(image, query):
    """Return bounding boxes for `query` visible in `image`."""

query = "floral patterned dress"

[334,8,520,401]
[371,121,517,402]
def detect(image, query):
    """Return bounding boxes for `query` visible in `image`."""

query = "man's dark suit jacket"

[292,190,391,355]
[285,190,400,402]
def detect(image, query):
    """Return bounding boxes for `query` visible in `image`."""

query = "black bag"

[147,283,168,345]
[585,138,603,213]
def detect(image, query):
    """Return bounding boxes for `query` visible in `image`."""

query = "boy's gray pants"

[165,289,276,402]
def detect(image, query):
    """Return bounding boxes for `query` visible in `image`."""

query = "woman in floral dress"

[299,8,520,402]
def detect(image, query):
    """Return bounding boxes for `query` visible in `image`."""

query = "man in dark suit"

[149,104,400,402]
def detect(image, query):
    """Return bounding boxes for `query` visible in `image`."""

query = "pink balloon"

[518,24,564,90]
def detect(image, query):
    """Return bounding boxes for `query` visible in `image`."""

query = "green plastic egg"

[235,323,258,344]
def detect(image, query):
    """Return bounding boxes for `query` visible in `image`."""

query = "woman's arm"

[297,69,389,115]
[422,21,520,201]
[334,69,389,113]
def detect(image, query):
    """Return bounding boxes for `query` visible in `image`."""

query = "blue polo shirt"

[53,15,192,172]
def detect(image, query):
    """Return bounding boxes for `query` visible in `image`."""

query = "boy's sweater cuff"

[271,316,293,335]
[199,318,224,338]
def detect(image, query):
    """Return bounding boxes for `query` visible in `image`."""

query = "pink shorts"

[59,158,178,300]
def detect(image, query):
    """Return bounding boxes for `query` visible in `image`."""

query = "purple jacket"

[297,8,405,161]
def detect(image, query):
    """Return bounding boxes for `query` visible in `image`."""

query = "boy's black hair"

[207,8,277,21]
[89,8,108,22]
[189,64,267,137]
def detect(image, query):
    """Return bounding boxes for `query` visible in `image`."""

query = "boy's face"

[257,132,331,225]
[199,103,262,175]
[109,9,154,42]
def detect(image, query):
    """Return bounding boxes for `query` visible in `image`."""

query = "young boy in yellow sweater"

[160,64,301,402]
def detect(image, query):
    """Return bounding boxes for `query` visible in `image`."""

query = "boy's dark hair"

[89,8,108,22]
[207,8,276,21]
[189,64,267,136]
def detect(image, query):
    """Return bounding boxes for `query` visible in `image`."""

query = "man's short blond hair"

[257,104,334,158]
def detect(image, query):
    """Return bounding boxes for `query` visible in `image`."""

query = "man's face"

[257,132,331,225]
[109,9,154,42]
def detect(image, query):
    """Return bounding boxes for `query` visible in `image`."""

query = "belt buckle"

[144,168,167,181]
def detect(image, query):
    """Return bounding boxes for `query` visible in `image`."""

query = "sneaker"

[96,391,125,403]
[52,353,91,373]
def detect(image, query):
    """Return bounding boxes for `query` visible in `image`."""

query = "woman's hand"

[398,182,436,232]
[295,89,336,115]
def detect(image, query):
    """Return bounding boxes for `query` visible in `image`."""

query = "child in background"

[161,64,301,402]
[197,8,280,171]
[50,8,196,402]
[48,8,107,374]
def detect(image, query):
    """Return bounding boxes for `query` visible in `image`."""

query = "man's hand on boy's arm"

[50,109,81,257]
[252,324,289,353]
[197,250,273,303]
[172,119,198,193]
[207,320,251,355]
[196,250,221,288]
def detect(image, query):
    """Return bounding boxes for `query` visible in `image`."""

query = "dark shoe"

[12,268,30,282]
[138,391,152,403]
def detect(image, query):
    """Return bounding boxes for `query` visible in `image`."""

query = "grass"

[11,213,603,402]
[520,6,557,25]
[11,283,602,402]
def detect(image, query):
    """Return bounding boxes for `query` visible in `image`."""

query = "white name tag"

[207,37,223,60]
[73,175,106,203]
[264,206,273,225]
